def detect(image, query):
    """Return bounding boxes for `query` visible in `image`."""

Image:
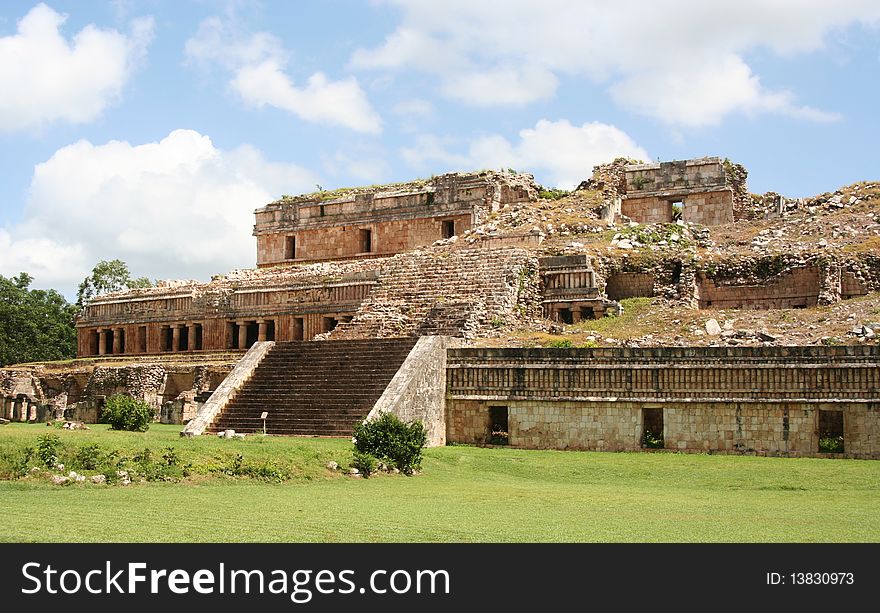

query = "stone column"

[257,320,268,342]
[238,321,249,349]
[172,325,182,352]
[2,398,11,420]
[98,329,107,356]
[187,324,197,351]
[28,403,37,422]
[112,329,122,355]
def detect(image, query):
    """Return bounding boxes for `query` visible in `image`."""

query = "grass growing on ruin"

[2,423,880,542]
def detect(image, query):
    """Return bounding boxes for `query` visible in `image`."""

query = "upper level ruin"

[620,157,747,225]
[253,171,538,266]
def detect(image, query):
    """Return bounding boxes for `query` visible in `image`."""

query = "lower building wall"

[698,266,820,309]
[447,399,880,459]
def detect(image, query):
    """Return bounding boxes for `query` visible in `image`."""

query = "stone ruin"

[3,157,879,459]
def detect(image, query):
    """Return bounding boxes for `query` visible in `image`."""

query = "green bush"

[819,435,844,454]
[73,443,103,470]
[352,412,427,475]
[544,339,573,348]
[351,450,378,478]
[102,395,153,432]
[36,433,62,468]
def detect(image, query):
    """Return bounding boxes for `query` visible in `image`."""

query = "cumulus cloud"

[0,129,318,296]
[0,3,154,132]
[352,0,880,123]
[185,16,381,133]
[402,119,649,189]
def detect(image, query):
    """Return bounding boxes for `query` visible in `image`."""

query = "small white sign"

[260,411,268,419]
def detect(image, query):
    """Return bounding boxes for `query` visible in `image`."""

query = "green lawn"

[1,424,879,542]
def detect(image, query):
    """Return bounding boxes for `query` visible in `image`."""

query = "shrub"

[102,395,153,432]
[73,443,103,470]
[36,433,62,468]
[819,435,844,454]
[544,339,573,348]
[352,412,427,475]
[351,450,378,478]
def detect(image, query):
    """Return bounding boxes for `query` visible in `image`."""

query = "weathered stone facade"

[75,262,382,356]
[253,171,538,266]
[446,346,880,458]
[621,157,738,225]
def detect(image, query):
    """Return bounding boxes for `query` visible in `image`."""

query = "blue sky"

[0,1,878,298]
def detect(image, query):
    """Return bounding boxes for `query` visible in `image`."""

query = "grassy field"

[1,423,879,542]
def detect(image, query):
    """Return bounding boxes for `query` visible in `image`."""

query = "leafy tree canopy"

[76,259,151,307]
[0,272,77,366]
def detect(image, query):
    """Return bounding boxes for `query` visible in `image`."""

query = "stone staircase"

[331,246,541,339]
[206,338,417,436]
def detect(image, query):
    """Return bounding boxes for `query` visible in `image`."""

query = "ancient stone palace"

[4,157,879,459]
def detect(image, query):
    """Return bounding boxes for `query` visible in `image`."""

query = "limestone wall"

[696,266,820,309]
[605,272,655,301]
[254,171,538,266]
[446,346,880,458]
[364,336,448,446]
[447,398,878,458]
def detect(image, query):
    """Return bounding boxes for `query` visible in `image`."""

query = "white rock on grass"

[705,319,722,336]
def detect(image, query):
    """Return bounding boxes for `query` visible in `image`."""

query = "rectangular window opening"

[818,410,844,453]
[488,406,509,445]
[642,408,664,449]
[284,235,297,260]
[359,228,373,253]
[137,326,147,353]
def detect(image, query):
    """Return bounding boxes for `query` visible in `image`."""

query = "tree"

[0,273,77,366]
[76,259,151,307]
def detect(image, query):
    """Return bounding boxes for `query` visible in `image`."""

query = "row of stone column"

[230,319,275,350]
[2,396,37,422]
[94,328,125,356]
[162,323,203,352]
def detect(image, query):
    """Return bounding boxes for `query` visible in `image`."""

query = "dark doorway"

[293,317,304,340]
[442,219,455,239]
[642,408,664,448]
[265,319,276,341]
[488,406,509,445]
[90,330,99,356]
[580,306,595,320]
[285,235,296,260]
[818,410,844,453]
[162,327,172,352]
[359,228,373,253]
[118,329,126,354]
[557,308,573,325]
[246,322,259,348]
[193,324,203,351]
[322,316,338,333]
[137,326,147,353]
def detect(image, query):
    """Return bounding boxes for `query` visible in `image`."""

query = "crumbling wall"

[331,246,542,339]
[0,359,235,425]
[696,266,821,309]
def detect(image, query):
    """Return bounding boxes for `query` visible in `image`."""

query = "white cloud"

[0,3,154,132]
[185,16,381,133]
[402,119,649,189]
[0,129,318,296]
[609,54,842,127]
[391,98,434,117]
[352,0,880,123]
